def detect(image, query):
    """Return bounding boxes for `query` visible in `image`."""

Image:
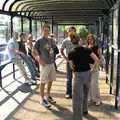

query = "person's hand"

[34,56,45,65]
[90,64,96,72]
[88,45,92,48]
[39,59,46,65]
[20,52,25,55]
[64,56,68,61]
[90,68,94,72]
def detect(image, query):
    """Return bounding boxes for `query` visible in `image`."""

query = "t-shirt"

[34,37,54,64]
[68,46,92,72]
[89,45,99,64]
[61,37,74,56]
[18,41,27,54]
[6,39,21,60]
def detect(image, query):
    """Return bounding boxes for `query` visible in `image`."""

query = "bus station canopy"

[0,0,117,24]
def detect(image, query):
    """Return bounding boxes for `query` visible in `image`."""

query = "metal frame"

[0,0,115,24]
[115,3,120,109]
[109,10,114,94]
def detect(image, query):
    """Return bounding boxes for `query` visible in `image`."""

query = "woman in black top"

[87,34,102,106]
[68,32,99,120]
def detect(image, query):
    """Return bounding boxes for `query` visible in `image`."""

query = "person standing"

[68,32,99,120]
[87,34,102,106]
[60,26,76,98]
[32,24,56,108]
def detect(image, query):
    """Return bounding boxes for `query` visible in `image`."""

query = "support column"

[10,16,13,37]
[29,18,32,34]
[115,6,120,109]
[21,17,23,32]
[110,11,114,94]
[51,16,53,33]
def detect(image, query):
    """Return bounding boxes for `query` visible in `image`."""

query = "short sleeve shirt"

[89,45,99,64]
[7,39,21,60]
[68,47,92,72]
[61,37,74,56]
[34,37,54,64]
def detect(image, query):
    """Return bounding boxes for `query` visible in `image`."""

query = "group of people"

[60,27,102,120]
[6,24,103,120]
[6,32,39,85]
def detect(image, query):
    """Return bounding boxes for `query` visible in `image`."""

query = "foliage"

[58,25,88,39]
[78,27,89,39]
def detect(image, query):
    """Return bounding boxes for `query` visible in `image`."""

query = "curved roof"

[0,0,118,24]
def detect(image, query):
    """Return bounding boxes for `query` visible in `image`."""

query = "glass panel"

[32,20,37,40]
[113,9,118,49]
[0,14,11,64]
[13,16,21,32]
[23,18,29,33]
[37,21,41,40]
[0,14,11,44]
[4,0,15,11]
[0,0,6,10]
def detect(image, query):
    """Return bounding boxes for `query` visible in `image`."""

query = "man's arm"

[60,40,68,60]
[32,48,46,65]
[60,47,67,60]
[8,42,24,55]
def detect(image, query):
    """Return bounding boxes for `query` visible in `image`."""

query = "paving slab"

[1,58,120,120]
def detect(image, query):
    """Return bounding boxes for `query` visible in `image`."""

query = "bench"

[0,56,15,88]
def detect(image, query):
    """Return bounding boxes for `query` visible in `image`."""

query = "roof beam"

[10,0,108,11]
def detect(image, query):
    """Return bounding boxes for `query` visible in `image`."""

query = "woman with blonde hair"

[87,34,102,106]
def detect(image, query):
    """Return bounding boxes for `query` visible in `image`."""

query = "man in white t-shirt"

[60,27,76,98]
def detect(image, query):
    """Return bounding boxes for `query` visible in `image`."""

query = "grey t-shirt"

[61,37,74,56]
[34,37,54,64]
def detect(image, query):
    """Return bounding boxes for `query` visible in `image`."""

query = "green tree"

[78,27,88,39]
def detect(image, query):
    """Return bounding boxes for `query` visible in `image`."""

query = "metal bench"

[0,56,15,88]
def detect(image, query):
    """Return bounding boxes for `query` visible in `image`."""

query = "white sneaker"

[29,79,36,83]
[25,79,36,85]
[41,99,51,108]
[29,79,36,85]
[25,80,33,85]
[47,96,56,103]
[96,101,101,106]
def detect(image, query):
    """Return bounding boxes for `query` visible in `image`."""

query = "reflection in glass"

[0,14,11,63]
[32,20,37,40]
[23,18,29,33]
[37,21,41,40]
[0,14,11,44]
[13,17,21,32]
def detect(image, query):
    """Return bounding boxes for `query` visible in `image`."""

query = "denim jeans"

[21,54,39,79]
[66,62,73,96]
